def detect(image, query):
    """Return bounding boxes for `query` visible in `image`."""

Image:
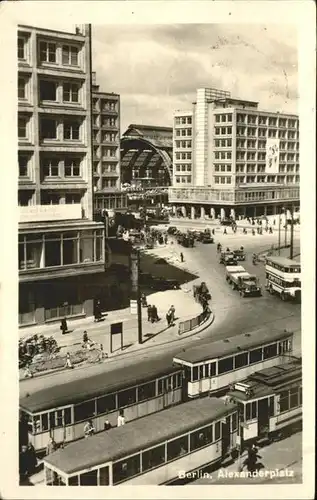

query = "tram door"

[257,398,269,437]
[221,417,231,457]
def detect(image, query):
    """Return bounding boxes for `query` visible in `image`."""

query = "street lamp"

[278,206,285,256]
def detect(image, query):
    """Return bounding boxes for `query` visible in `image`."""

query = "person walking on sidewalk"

[169,305,176,326]
[84,420,95,438]
[180,252,184,263]
[46,437,57,456]
[65,352,73,369]
[141,293,147,307]
[60,318,68,335]
[151,305,159,322]
[104,419,112,431]
[147,305,153,321]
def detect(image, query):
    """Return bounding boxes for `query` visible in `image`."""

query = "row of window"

[215,114,233,123]
[214,177,232,185]
[235,176,299,185]
[266,274,301,289]
[175,116,192,125]
[175,140,192,149]
[175,129,192,137]
[19,155,83,179]
[94,195,128,211]
[279,386,302,413]
[174,164,192,172]
[236,153,299,161]
[18,78,82,104]
[214,151,232,160]
[266,262,300,273]
[93,100,117,112]
[93,117,117,127]
[18,116,84,142]
[236,140,299,150]
[236,128,298,139]
[186,340,292,381]
[94,164,118,174]
[214,139,232,148]
[18,191,83,207]
[175,176,192,184]
[47,413,236,485]
[27,373,183,433]
[236,165,299,172]
[236,114,298,128]
[244,396,275,421]
[18,37,81,67]
[214,165,232,172]
[94,146,117,158]
[175,152,191,160]
[215,127,232,136]
[93,132,117,143]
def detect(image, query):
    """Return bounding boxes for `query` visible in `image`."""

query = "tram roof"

[173,328,293,364]
[44,397,237,474]
[20,356,179,413]
[227,360,302,402]
[265,256,301,267]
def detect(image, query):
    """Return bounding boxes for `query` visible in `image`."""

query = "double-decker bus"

[265,256,301,302]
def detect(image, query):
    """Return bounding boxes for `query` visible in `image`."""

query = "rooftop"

[44,397,237,474]
[173,328,293,364]
[266,256,301,267]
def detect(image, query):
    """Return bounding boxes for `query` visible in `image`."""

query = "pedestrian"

[60,317,68,335]
[166,310,172,326]
[117,410,126,427]
[141,293,147,307]
[19,445,29,482]
[84,420,95,437]
[152,304,159,322]
[169,305,176,325]
[94,300,102,322]
[269,226,273,234]
[46,437,57,456]
[164,234,168,244]
[104,419,112,431]
[212,228,215,235]
[180,252,184,263]
[27,443,37,474]
[147,305,152,321]
[24,363,33,379]
[273,218,276,225]
[223,228,227,235]
[65,352,73,369]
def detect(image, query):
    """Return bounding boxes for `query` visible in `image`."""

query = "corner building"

[18,24,106,327]
[169,88,300,220]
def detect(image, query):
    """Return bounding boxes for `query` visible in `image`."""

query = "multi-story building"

[169,88,300,220]
[92,74,127,214]
[18,24,106,327]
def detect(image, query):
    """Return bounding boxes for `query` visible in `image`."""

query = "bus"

[43,397,238,486]
[20,357,184,456]
[265,256,301,302]
[173,328,294,398]
[225,357,302,448]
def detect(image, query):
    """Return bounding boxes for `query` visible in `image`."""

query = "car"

[233,249,246,261]
[202,237,214,244]
[219,251,238,265]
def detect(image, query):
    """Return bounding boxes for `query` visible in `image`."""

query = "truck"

[219,251,238,265]
[225,265,262,297]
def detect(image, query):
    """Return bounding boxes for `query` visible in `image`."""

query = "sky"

[28,22,299,133]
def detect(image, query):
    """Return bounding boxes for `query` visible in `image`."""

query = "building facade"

[92,74,127,213]
[18,24,106,327]
[169,88,300,220]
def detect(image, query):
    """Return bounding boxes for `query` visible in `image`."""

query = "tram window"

[49,412,55,429]
[209,362,216,377]
[118,388,136,408]
[183,366,191,380]
[96,394,116,414]
[68,475,79,486]
[232,412,237,431]
[234,352,248,369]
[158,378,164,395]
[142,444,166,471]
[249,348,263,364]
[268,396,275,416]
[299,387,302,405]
[218,356,234,374]
[41,413,48,431]
[279,390,289,412]
[113,454,141,484]
[246,403,251,420]
[99,466,110,485]
[56,410,63,427]
[263,343,277,359]
[190,424,213,451]
[167,435,189,460]
[289,387,299,409]
[80,469,98,486]
[192,366,199,381]
[238,404,245,422]
[215,421,220,440]
[198,365,205,379]
[74,400,95,423]
[251,401,257,419]
[138,381,156,402]
[173,372,182,389]
[64,407,72,425]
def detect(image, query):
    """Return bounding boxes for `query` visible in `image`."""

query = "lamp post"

[290,204,294,260]
[278,206,285,256]
[130,246,142,344]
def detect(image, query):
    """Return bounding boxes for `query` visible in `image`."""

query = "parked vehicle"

[219,251,238,265]
[225,265,262,297]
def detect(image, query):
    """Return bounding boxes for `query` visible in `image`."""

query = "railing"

[178,307,211,335]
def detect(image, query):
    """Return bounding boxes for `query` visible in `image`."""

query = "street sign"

[110,322,123,353]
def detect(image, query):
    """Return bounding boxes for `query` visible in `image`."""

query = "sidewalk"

[19,284,214,380]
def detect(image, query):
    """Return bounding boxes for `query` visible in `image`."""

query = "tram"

[20,357,184,455]
[265,256,301,302]
[173,328,294,398]
[43,397,238,486]
[225,358,302,447]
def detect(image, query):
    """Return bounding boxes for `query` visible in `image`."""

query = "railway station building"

[169,88,300,220]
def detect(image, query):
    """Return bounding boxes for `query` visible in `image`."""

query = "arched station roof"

[120,124,173,187]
